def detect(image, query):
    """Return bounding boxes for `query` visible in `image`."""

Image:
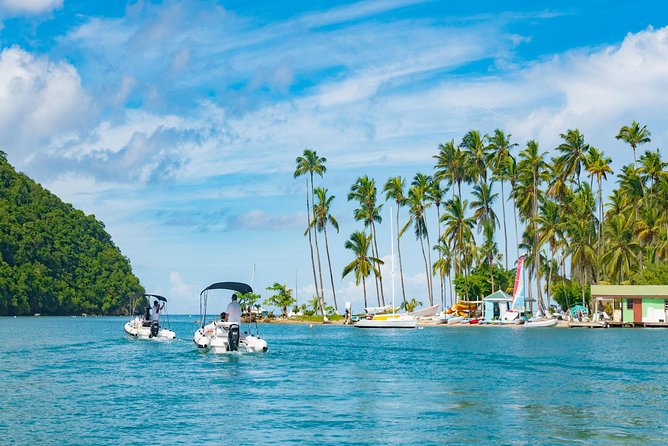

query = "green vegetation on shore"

[296,121,668,313]
[0,152,144,315]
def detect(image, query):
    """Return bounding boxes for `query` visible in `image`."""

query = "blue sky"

[1,0,667,313]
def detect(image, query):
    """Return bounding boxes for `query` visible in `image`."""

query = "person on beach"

[226,294,242,324]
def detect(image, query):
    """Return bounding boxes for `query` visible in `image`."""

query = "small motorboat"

[193,281,268,354]
[524,318,558,328]
[124,294,176,340]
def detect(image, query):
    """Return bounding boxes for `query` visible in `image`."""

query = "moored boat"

[524,318,558,328]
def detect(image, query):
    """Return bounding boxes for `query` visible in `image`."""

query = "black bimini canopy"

[140,293,168,302]
[201,282,253,296]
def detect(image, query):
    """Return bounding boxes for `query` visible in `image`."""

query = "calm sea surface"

[1,316,667,445]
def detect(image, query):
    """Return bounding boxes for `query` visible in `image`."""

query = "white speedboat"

[524,318,558,328]
[193,281,268,354]
[124,294,176,340]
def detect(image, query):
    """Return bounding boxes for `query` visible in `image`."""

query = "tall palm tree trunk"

[371,221,386,306]
[362,275,368,309]
[424,219,434,306]
[436,204,444,308]
[501,180,509,270]
[322,224,338,313]
[304,178,321,310]
[419,234,431,304]
[309,173,326,315]
[396,206,407,306]
[513,196,520,260]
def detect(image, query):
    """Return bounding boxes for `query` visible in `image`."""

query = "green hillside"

[0,152,144,315]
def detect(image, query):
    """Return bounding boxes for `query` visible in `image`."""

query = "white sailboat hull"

[354,318,417,328]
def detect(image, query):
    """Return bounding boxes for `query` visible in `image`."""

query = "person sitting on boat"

[151,300,164,322]
[220,312,228,322]
[226,294,242,324]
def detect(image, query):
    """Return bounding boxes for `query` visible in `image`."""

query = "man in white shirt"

[151,300,164,321]
[226,294,242,324]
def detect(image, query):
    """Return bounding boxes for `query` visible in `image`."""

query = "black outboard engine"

[228,324,240,351]
[150,321,159,338]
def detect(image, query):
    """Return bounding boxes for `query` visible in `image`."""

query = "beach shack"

[483,290,513,321]
[590,285,668,326]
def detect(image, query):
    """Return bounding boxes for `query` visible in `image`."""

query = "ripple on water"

[1,318,668,444]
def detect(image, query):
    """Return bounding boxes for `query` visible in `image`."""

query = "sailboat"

[354,207,417,329]
[500,256,526,325]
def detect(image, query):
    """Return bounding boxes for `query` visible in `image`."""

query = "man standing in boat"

[226,294,242,324]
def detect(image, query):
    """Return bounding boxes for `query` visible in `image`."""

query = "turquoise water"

[1,317,667,445]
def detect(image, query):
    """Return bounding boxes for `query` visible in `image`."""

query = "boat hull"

[193,324,268,353]
[525,318,558,328]
[353,319,417,328]
[124,319,176,340]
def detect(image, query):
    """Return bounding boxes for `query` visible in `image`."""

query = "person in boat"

[151,300,164,322]
[220,312,228,322]
[143,305,151,322]
[226,294,242,324]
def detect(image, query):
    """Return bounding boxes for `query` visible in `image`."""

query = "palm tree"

[602,214,639,283]
[585,147,613,269]
[489,129,517,269]
[412,173,435,305]
[480,219,500,292]
[402,180,433,305]
[441,197,475,302]
[617,163,645,269]
[383,176,408,306]
[349,176,385,306]
[470,180,499,232]
[433,240,454,308]
[434,140,469,200]
[342,231,383,310]
[505,154,521,260]
[294,149,327,314]
[517,140,549,312]
[427,177,448,307]
[638,149,667,208]
[564,215,597,306]
[310,187,340,313]
[461,130,491,184]
[616,120,651,168]
[556,129,590,186]
[536,198,563,307]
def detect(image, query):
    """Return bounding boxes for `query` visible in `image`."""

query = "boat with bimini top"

[193,281,268,353]
[124,294,176,340]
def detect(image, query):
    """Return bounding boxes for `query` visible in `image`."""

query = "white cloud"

[0,47,91,160]
[0,0,61,15]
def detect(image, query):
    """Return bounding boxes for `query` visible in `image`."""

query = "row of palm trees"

[296,120,668,313]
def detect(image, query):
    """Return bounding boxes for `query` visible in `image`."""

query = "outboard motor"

[150,321,160,338]
[228,324,240,351]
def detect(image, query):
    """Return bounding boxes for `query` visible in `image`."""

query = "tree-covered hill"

[0,153,144,315]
